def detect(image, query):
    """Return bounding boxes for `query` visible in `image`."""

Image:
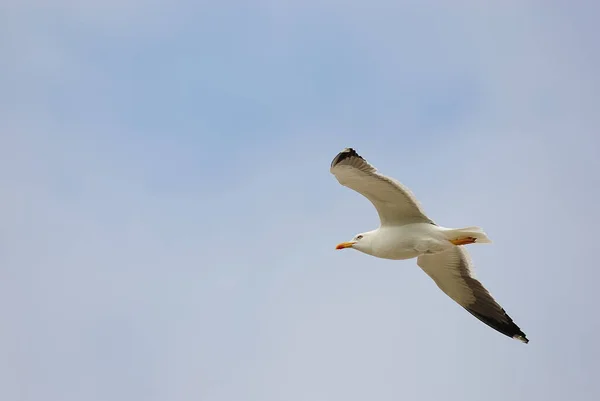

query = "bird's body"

[351,223,490,260]
[330,147,529,343]
[356,224,439,260]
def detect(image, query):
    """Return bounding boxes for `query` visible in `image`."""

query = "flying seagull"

[330,148,528,343]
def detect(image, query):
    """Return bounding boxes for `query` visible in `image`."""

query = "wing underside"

[417,247,528,343]
[330,148,434,226]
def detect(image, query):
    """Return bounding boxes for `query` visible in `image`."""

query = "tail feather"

[443,226,492,244]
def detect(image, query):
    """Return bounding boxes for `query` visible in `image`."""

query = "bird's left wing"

[417,246,529,343]
[330,148,434,226]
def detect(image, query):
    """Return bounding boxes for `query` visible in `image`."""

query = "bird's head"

[335,231,375,254]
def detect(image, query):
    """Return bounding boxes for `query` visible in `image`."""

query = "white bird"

[331,148,528,343]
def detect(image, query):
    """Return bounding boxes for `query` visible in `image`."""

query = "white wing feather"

[417,246,529,343]
[330,148,434,226]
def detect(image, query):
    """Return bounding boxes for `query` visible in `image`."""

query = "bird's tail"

[442,226,492,244]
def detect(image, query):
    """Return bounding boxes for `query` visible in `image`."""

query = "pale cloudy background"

[2,1,599,400]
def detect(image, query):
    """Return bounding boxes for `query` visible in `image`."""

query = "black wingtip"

[331,147,363,168]
[466,308,529,344]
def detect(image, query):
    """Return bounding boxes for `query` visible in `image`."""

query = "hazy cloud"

[2,1,599,400]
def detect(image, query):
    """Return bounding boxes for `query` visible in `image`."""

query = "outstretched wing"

[417,246,529,343]
[330,148,434,226]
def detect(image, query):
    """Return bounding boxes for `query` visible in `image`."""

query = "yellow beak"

[335,241,355,250]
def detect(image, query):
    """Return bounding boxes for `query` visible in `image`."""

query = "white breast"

[371,224,449,260]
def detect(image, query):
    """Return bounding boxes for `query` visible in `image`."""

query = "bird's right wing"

[330,148,435,226]
[417,246,529,343]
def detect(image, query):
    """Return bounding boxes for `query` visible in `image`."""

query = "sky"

[2,1,600,400]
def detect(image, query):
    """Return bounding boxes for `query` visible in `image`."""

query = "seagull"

[331,148,529,343]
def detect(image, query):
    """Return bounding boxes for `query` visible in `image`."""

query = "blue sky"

[2,1,600,400]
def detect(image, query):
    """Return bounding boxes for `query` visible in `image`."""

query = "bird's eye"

[356,235,363,240]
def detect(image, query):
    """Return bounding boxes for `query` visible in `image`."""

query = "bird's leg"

[450,237,477,246]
